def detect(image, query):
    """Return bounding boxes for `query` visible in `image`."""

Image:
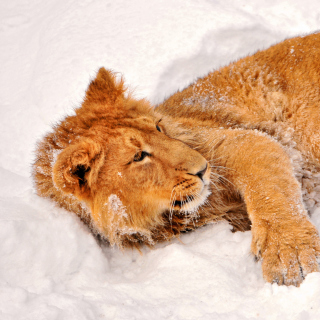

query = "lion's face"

[52,68,210,245]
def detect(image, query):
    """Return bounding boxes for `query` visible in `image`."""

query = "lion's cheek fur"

[90,191,166,247]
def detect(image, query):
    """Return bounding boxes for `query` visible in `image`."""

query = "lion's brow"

[130,137,142,148]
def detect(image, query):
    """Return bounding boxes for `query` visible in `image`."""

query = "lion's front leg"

[212,129,320,285]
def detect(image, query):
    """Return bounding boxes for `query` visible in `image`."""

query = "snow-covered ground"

[1,0,320,319]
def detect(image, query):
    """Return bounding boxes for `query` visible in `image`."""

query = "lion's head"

[50,68,211,246]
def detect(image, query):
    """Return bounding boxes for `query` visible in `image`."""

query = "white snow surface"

[2,0,320,319]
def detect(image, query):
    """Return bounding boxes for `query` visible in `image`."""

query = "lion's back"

[156,32,320,129]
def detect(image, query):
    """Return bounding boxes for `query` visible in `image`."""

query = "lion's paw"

[252,220,320,286]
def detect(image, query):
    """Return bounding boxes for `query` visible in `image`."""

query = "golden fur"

[33,33,320,286]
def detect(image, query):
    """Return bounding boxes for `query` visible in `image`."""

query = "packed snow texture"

[1,0,320,319]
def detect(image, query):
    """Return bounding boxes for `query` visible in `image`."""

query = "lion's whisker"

[169,188,177,224]
[210,171,234,188]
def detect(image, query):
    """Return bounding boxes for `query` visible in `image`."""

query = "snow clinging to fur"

[106,194,128,218]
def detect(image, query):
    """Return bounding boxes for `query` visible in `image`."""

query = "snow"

[1,0,320,319]
[107,194,127,218]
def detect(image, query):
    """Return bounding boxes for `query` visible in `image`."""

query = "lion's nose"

[195,163,208,181]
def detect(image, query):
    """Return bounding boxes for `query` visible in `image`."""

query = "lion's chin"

[173,185,211,214]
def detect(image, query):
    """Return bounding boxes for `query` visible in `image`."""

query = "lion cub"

[33,32,320,286]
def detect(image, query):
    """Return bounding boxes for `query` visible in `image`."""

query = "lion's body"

[157,33,320,210]
[33,32,320,286]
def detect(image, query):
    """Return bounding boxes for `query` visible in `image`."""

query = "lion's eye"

[156,119,163,132]
[133,151,150,162]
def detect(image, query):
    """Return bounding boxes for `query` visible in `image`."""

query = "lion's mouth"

[173,196,194,208]
[171,185,210,213]
[173,200,184,208]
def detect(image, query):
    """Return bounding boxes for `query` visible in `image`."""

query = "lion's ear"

[53,138,104,199]
[83,68,126,106]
